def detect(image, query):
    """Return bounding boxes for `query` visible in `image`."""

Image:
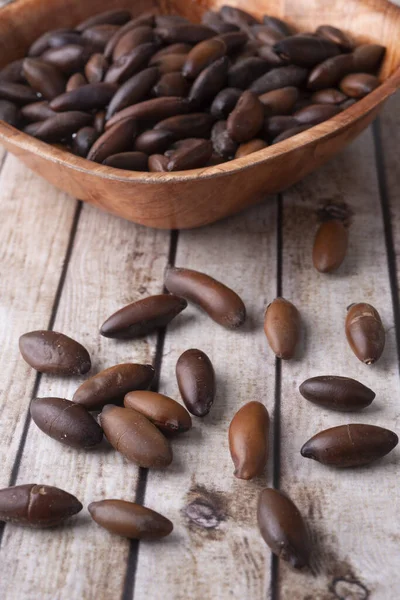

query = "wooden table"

[1,29,400,600]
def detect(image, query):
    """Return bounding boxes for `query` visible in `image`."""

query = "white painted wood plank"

[278,128,400,599]
[0,154,77,488]
[0,204,171,600]
[135,202,278,600]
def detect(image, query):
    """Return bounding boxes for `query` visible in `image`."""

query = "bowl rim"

[1,3,400,183]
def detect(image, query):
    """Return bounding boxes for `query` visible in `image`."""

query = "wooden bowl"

[0,0,399,229]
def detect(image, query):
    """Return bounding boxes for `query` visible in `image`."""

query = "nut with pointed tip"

[124,390,192,434]
[229,401,270,479]
[345,302,385,364]
[264,298,300,359]
[19,330,91,375]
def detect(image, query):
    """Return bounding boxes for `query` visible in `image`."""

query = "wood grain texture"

[0,154,77,489]
[0,204,171,600]
[134,201,278,600]
[277,128,400,599]
[0,0,399,228]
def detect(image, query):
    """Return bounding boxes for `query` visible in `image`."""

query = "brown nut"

[339,73,379,98]
[220,6,259,28]
[227,90,264,143]
[264,298,300,359]
[28,111,92,142]
[258,488,311,569]
[259,86,299,115]
[315,25,354,51]
[50,82,117,112]
[153,72,190,98]
[148,154,169,172]
[84,53,109,83]
[228,57,271,90]
[235,139,267,158]
[301,424,398,467]
[0,81,38,105]
[264,115,298,140]
[165,266,246,328]
[0,100,20,126]
[66,72,88,92]
[87,120,136,163]
[188,56,229,107]
[272,124,310,144]
[217,31,248,53]
[176,348,216,417]
[104,43,159,85]
[100,405,173,468]
[21,101,57,122]
[210,87,241,119]
[113,26,155,61]
[124,390,192,434]
[30,397,103,448]
[88,500,173,539]
[155,24,214,44]
[106,96,189,129]
[22,58,66,101]
[41,45,92,75]
[229,401,270,480]
[183,38,227,79]
[106,67,160,119]
[104,14,156,59]
[72,126,99,157]
[273,35,340,67]
[262,15,293,37]
[103,151,149,171]
[73,363,155,410]
[202,10,239,34]
[167,139,213,171]
[294,103,341,125]
[250,65,308,95]
[19,330,91,375]
[310,88,347,104]
[299,376,375,412]
[352,44,386,72]
[150,43,192,63]
[312,219,348,273]
[308,54,354,90]
[0,58,26,83]
[76,9,131,32]
[345,302,385,364]
[81,25,120,51]
[100,294,187,338]
[211,120,238,158]
[134,129,176,154]
[155,113,213,140]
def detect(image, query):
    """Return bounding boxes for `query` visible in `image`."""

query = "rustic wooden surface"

[1,8,400,600]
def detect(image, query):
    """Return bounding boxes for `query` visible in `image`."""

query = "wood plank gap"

[0,151,7,172]
[372,118,400,374]
[122,228,180,600]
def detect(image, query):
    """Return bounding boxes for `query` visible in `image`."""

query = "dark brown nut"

[265,115,298,140]
[30,397,103,448]
[84,53,109,83]
[207,152,226,166]
[262,15,293,37]
[155,113,213,139]
[82,25,123,51]
[88,500,173,539]
[155,15,190,27]
[272,124,310,144]
[339,73,379,98]
[101,294,187,339]
[315,25,353,51]
[345,303,385,364]
[166,266,246,329]
[134,129,176,154]
[72,126,99,157]
[167,139,213,171]
[308,54,354,90]
[312,219,348,273]
[227,91,264,143]
[153,72,190,98]
[310,88,347,104]
[220,6,259,28]
[94,109,106,133]
[27,111,92,142]
[258,488,310,569]
[24,122,46,136]
[41,45,91,74]
[299,376,375,412]
[188,56,229,107]
[106,67,160,119]
[294,103,341,125]
[235,139,267,158]
[183,38,227,79]
[103,151,149,171]
[229,401,270,480]
[150,43,192,63]
[217,31,248,53]
[264,298,300,359]
[150,54,188,75]
[210,87,241,119]
[50,82,117,112]
[202,10,239,34]
[259,86,299,115]
[176,348,215,416]
[352,44,386,72]
[28,28,75,57]
[0,484,82,528]
[73,363,155,410]
[104,13,156,59]
[257,45,286,66]
[250,65,308,95]
[19,330,91,375]
[155,24,214,44]
[0,59,25,84]
[341,98,357,110]
[301,424,398,467]
[124,390,192,434]
[106,96,189,129]
[100,405,172,467]
[104,43,159,84]
[228,57,271,89]
[211,120,238,158]
[0,81,37,105]
[113,26,155,60]
[165,137,213,157]
[87,120,136,163]
[251,24,285,45]
[0,100,20,126]
[46,32,86,49]
[21,59,65,101]
[76,9,131,32]
[66,72,88,92]
[148,154,169,172]
[273,36,340,67]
